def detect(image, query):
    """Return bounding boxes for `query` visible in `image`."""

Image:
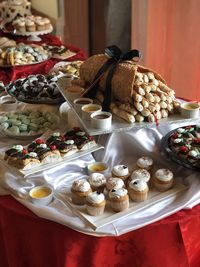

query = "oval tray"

[161,125,200,171]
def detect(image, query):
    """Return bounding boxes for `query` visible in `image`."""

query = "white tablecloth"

[0,105,200,236]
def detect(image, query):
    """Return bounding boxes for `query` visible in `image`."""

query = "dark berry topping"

[111,189,116,192]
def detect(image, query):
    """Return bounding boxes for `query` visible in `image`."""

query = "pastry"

[86,192,106,216]
[111,164,130,182]
[129,169,151,184]
[88,172,106,192]
[136,156,154,172]
[71,179,92,205]
[153,169,174,192]
[128,179,149,202]
[108,188,129,212]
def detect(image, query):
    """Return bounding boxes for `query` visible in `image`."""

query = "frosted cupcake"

[109,188,129,212]
[130,169,151,184]
[86,192,106,216]
[136,156,154,172]
[153,169,174,192]
[112,164,130,182]
[88,172,106,192]
[128,179,149,202]
[106,177,124,191]
[71,179,92,205]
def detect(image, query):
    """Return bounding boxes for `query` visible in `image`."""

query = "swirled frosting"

[72,179,91,192]
[131,169,150,182]
[106,177,124,190]
[86,191,105,204]
[129,179,148,191]
[137,156,153,168]
[155,169,173,181]
[88,173,106,187]
[109,188,128,199]
[112,165,129,177]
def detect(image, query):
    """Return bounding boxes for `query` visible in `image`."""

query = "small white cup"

[87,162,109,175]
[29,185,53,206]
[1,95,18,111]
[65,86,85,102]
[73,97,93,114]
[81,103,102,121]
[91,111,112,129]
[180,102,200,118]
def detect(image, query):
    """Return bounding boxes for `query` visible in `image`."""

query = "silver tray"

[57,80,200,136]
[0,144,104,177]
[161,126,200,171]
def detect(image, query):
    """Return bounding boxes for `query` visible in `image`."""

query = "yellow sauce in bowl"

[30,187,52,198]
[89,163,108,172]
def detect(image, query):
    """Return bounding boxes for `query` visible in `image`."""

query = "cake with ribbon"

[0,0,31,24]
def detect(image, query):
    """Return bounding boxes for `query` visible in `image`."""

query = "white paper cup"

[81,104,102,121]
[73,97,93,114]
[180,102,200,118]
[91,111,112,129]
[0,95,18,111]
[29,185,53,206]
[65,86,85,102]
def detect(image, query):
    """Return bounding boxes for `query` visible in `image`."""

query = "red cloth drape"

[0,195,200,267]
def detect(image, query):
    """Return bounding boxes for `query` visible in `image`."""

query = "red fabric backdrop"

[0,195,200,267]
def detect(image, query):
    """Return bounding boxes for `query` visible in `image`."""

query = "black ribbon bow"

[84,45,141,111]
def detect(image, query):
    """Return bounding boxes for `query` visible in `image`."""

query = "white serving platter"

[55,181,187,231]
[57,79,200,136]
[0,143,104,177]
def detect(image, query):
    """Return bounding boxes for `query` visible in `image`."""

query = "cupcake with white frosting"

[128,179,149,202]
[153,169,174,192]
[130,169,151,184]
[88,172,106,192]
[108,188,129,212]
[106,177,124,191]
[86,191,106,216]
[112,164,130,182]
[71,179,92,205]
[136,156,154,172]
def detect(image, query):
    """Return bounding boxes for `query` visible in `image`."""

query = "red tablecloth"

[0,33,86,85]
[0,195,200,267]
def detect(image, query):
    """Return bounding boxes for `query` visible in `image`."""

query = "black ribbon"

[84,45,141,111]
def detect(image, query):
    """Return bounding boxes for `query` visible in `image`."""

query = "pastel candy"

[9,119,22,126]
[19,124,28,132]
[7,126,20,134]
[0,116,8,123]
[0,122,9,130]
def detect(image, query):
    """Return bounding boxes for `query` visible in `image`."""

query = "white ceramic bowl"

[87,162,109,175]
[73,97,93,114]
[91,111,112,129]
[29,185,53,205]
[81,104,102,121]
[64,86,85,102]
[180,102,200,118]
[0,95,18,111]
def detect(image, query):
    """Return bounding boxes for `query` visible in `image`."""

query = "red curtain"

[131,0,200,101]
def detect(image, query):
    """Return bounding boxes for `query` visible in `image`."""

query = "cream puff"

[71,179,92,205]
[108,188,129,212]
[86,191,106,216]
[128,179,149,202]
[153,168,174,192]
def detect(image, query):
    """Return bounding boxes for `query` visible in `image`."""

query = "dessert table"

[0,34,200,267]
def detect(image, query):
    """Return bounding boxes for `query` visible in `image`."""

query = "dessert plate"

[0,110,60,139]
[55,181,187,231]
[161,125,200,171]
[6,76,64,105]
[0,143,103,177]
